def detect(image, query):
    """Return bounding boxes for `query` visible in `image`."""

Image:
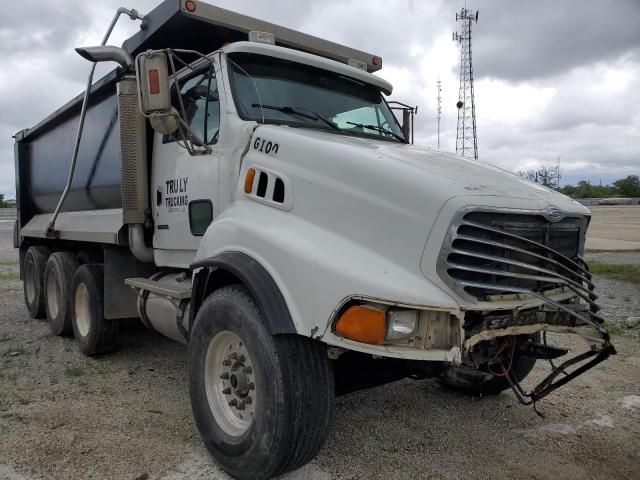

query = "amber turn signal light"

[335,305,386,345]
[244,168,256,193]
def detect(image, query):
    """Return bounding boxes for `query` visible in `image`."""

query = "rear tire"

[44,252,79,336]
[70,264,118,356]
[23,246,49,319]
[189,285,334,480]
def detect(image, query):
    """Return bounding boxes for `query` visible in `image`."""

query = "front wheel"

[189,286,334,480]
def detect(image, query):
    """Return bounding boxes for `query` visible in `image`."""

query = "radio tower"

[453,6,479,160]
[436,79,442,149]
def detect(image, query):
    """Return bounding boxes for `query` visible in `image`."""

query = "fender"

[190,251,296,336]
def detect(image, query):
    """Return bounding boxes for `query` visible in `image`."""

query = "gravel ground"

[1,222,639,480]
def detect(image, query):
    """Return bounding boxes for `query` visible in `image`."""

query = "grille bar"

[453,278,605,330]
[462,219,591,280]
[449,247,598,301]
[454,233,596,291]
[448,260,600,311]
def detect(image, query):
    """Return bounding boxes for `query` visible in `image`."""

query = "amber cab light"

[335,305,386,345]
[244,168,256,193]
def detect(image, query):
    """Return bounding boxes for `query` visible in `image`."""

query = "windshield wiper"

[252,104,341,131]
[346,121,407,143]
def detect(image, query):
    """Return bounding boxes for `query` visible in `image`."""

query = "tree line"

[0,194,13,208]
[519,167,640,199]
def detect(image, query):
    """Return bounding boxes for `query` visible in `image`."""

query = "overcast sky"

[1,0,639,198]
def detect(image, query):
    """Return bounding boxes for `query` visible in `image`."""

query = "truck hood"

[259,124,587,214]
[244,124,589,307]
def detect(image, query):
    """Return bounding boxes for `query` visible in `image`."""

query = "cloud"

[471,0,640,81]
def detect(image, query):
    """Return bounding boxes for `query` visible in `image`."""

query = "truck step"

[125,277,192,299]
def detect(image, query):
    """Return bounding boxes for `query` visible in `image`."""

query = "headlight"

[386,309,418,340]
[334,304,420,345]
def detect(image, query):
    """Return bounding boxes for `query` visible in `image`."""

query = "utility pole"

[453,6,479,160]
[437,79,442,149]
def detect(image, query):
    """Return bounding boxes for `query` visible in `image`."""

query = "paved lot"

[586,206,640,251]
[1,220,639,480]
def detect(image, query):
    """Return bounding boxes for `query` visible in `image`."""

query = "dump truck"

[13,1,615,478]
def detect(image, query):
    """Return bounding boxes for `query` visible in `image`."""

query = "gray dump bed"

[14,0,382,237]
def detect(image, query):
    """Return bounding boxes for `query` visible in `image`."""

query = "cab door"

[151,64,222,266]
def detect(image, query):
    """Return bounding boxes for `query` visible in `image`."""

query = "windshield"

[227,52,407,143]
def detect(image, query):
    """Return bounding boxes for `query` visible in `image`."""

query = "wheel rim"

[46,269,60,319]
[24,259,36,304]
[204,330,256,437]
[74,284,91,337]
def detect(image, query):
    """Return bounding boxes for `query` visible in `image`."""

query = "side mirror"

[136,52,178,134]
[401,109,411,140]
[387,101,417,144]
[137,52,172,113]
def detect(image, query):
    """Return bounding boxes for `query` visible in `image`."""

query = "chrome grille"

[439,211,595,304]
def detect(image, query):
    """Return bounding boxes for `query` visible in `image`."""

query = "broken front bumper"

[438,208,615,405]
[465,301,615,405]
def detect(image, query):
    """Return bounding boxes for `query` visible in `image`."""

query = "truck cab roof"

[125,0,383,73]
[220,42,393,96]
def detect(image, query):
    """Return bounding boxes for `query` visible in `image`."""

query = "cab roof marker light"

[249,31,276,45]
[184,0,197,12]
[347,59,367,71]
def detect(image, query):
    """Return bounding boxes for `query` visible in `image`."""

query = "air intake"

[117,76,148,224]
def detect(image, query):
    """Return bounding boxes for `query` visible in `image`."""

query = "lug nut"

[237,401,246,410]
[244,366,252,374]
[229,399,237,407]
[230,352,238,360]
[222,359,231,366]
[220,372,229,379]
[244,397,252,405]
[238,355,246,362]
[222,387,231,394]
[248,382,255,390]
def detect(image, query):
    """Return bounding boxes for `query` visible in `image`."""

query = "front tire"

[189,286,334,480]
[70,264,119,356]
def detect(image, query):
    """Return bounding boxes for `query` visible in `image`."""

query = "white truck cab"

[14,2,614,479]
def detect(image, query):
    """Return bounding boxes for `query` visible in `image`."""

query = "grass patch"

[0,334,10,343]
[604,322,624,336]
[0,272,19,281]
[588,262,640,284]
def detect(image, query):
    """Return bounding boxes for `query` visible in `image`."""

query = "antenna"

[437,79,442,149]
[453,6,479,160]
